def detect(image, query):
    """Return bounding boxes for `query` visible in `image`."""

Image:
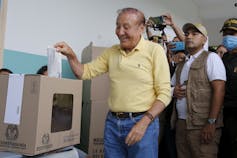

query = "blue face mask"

[222,35,237,51]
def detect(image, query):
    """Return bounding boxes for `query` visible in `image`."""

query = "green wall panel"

[3,49,76,79]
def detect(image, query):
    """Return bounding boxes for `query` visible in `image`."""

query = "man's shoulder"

[145,39,163,48]
[101,45,120,55]
[144,40,165,54]
[207,52,222,60]
[206,52,224,68]
[223,51,237,58]
[108,44,120,51]
[222,52,237,65]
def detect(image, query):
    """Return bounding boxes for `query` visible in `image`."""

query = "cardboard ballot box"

[0,74,82,156]
[77,43,109,158]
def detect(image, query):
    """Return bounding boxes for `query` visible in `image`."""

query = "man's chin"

[186,46,194,52]
[120,44,128,49]
[186,45,194,50]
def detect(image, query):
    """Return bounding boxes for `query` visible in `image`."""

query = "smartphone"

[170,42,185,52]
[150,16,164,26]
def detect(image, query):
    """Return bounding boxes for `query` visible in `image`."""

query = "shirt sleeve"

[153,45,171,106]
[207,52,226,81]
[82,49,110,80]
[171,71,177,86]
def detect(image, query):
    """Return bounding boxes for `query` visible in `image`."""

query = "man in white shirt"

[171,23,226,158]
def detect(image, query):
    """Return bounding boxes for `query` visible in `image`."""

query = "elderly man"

[171,23,226,158]
[55,8,171,158]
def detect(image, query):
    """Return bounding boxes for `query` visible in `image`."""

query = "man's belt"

[111,111,146,119]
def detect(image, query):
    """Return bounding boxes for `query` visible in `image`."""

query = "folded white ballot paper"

[47,46,62,78]
[4,74,24,125]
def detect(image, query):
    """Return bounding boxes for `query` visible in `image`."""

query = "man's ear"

[202,36,207,46]
[140,24,145,32]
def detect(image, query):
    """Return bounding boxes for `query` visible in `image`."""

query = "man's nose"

[117,28,125,35]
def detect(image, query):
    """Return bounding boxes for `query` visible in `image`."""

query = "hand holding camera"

[162,13,174,27]
[146,19,155,27]
[147,16,166,31]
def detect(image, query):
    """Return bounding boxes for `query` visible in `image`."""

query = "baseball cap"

[182,23,207,37]
[220,18,237,32]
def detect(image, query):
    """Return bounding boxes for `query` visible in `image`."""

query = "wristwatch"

[207,118,216,124]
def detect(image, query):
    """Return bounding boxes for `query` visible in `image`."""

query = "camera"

[148,16,166,31]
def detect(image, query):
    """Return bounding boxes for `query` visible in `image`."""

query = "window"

[51,93,73,133]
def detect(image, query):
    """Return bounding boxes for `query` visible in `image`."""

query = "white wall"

[192,0,236,46]
[203,18,227,46]
[0,0,8,67]
[4,0,201,59]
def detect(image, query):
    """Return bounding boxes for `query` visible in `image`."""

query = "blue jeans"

[104,112,159,158]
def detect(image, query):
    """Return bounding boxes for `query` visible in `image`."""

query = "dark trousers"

[218,109,237,158]
[159,124,177,158]
[159,100,177,158]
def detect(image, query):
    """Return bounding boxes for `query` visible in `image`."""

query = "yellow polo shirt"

[82,37,171,112]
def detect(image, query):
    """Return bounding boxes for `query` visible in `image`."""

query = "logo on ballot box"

[5,125,19,141]
[42,133,50,145]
